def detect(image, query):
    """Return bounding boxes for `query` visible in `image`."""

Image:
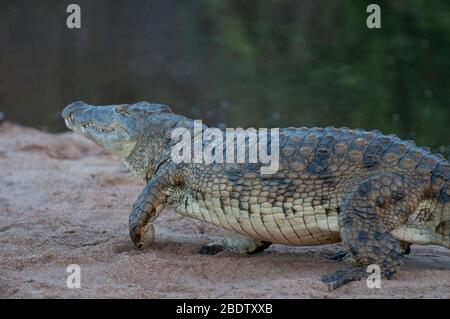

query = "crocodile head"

[62,101,172,158]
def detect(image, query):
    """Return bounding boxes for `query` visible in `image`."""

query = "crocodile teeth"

[81,127,85,133]
[65,119,69,126]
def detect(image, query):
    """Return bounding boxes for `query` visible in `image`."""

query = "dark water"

[0,0,449,157]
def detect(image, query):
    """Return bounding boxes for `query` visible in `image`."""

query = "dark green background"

[0,0,449,157]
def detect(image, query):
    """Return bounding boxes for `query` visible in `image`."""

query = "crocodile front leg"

[322,173,416,290]
[200,235,272,255]
[129,173,176,249]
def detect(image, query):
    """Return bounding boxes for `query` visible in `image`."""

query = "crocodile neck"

[123,114,193,182]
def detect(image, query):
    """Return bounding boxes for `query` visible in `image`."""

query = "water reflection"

[0,0,448,157]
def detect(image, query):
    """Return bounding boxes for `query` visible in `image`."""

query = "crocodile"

[62,101,450,290]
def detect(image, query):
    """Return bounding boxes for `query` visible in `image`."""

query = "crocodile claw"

[129,224,155,249]
[327,250,349,261]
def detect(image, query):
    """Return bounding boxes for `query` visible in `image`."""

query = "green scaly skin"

[62,101,450,290]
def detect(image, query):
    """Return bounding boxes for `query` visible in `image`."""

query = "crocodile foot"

[199,236,272,255]
[321,267,366,291]
[199,243,223,255]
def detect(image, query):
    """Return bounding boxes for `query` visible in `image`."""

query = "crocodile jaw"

[62,102,138,158]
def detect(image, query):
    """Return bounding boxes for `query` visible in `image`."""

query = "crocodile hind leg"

[322,173,416,290]
[328,240,411,262]
[200,234,272,255]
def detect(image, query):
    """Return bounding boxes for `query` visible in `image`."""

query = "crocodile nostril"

[62,101,88,119]
[61,108,72,120]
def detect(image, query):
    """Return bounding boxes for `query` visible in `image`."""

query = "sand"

[0,122,449,299]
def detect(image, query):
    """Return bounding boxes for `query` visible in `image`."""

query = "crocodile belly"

[176,196,341,245]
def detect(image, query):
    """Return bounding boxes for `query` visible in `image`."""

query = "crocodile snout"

[62,102,117,130]
[61,101,89,120]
